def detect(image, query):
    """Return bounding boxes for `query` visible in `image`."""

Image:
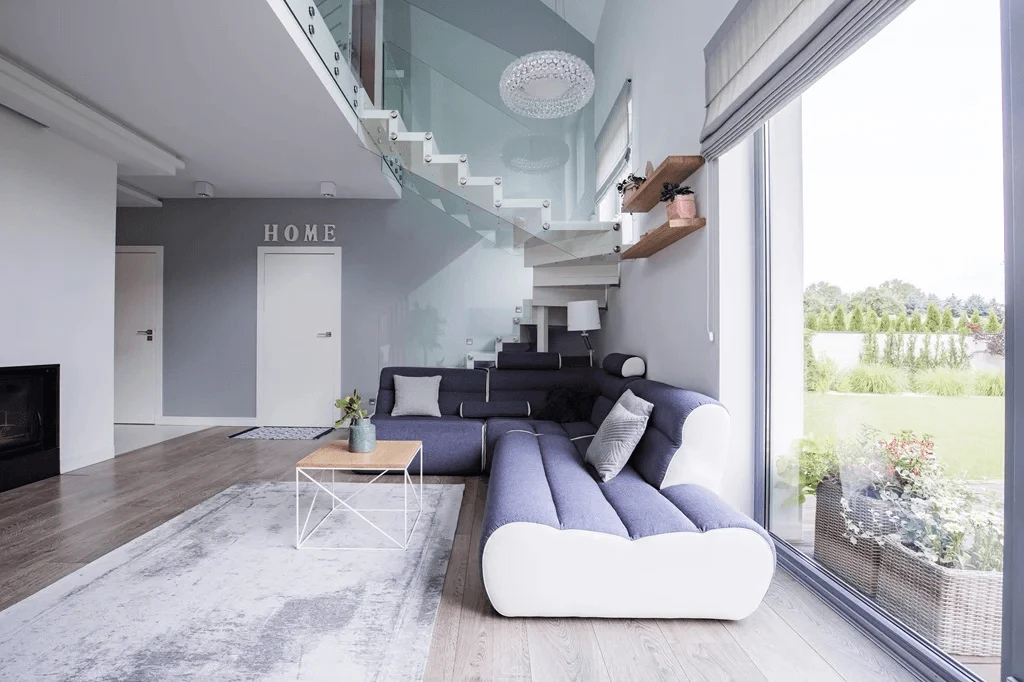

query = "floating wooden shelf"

[620,217,707,260]
[621,155,705,213]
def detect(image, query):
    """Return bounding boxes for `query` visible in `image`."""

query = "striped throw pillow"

[585,389,653,482]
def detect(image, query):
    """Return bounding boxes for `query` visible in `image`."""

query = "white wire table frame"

[294,440,424,551]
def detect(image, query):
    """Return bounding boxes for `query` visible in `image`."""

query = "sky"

[800,0,1005,302]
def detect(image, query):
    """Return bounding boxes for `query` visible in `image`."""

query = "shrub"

[865,308,879,332]
[903,335,918,370]
[971,309,982,326]
[925,302,941,332]
[956,314,969,335]
[940,307,955,332]
[860,331,880,365]
[805,312,818,330]
[915,368,971,396]
[909,311,925,332]
[832,303,848,331]
[882,329,902,367]
[894,314,907,331]
[849,304,866,332]
[806,356,845,393]
[817,309,833,331]
[879,314,891,332]
[985,308,1002,332]
[974,371,1006,397]
[848,364,909,394]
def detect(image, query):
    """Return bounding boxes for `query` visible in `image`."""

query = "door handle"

[317,331,332,338]
[136,330,153,335]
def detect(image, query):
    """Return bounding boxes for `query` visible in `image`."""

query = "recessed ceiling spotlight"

[320,181,337,198]
[194,181,214,198]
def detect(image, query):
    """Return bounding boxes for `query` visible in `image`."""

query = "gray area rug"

[0,481,464,681]
[231,426,334,440]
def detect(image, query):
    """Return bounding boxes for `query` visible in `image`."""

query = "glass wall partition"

[762,1,1005,679]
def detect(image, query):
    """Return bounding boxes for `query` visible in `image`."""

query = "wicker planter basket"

[876,537,1002,656]
[813,480,897,596]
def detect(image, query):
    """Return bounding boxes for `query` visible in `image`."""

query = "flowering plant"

[837,427,1003,571]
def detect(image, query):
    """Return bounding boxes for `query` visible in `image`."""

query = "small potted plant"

[616,172,646,205]
[335,389,375,452]
[660,182,696,220]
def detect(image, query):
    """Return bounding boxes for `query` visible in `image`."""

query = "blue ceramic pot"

[349,418,376,453]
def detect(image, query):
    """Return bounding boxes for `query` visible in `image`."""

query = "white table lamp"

[567,300,601,364]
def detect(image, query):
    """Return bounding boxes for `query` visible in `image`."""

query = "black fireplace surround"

[0,365,59,493]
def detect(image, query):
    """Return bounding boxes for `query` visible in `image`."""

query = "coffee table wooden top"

[296,440,422,470]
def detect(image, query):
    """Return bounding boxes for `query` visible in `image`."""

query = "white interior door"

[114,247,162,424]
[258,247,341,427]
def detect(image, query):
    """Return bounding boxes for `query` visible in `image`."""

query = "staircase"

[286,0,623,365]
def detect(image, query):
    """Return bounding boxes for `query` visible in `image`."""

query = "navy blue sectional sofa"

[371,352,776,619]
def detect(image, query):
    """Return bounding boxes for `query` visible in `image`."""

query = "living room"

[1,0,1022,680]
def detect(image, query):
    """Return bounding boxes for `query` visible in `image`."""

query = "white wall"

[594,0,737,397]
[594,2,751,510]
[0,106,118,473]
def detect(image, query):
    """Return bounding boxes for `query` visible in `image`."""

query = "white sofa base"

[482,522,775,619]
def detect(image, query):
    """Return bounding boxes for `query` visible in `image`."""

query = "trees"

[956,314,970,335]
[971,309,982,326]
[817,309,832,331]
[986,307,1002,332]
[883,329,902,367]
[940,307,955,332]
[878,313,891,332]
[832,304,848,331]
[865,308,880,333]
[909,310,925,332]
[804,282,846,316]
[925,302,942,332]
[942,295,962,316]
[805,312,818,330]
[965,294,987,316]
[894,314,907,332]
[849,304,866,332]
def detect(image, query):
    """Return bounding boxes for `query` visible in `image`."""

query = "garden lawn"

[804,393,1004,480]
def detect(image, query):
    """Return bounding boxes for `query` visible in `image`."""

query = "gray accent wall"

[117,196,531,419]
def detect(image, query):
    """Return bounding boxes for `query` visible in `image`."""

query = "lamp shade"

[567,300,601,331]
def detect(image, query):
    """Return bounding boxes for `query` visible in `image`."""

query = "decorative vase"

[348,418,376,453]
[666,194,697,221]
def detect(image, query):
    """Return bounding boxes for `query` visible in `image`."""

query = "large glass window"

[764,1,1005,678]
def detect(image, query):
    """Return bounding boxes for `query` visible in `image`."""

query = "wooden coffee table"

[295,440,423,550]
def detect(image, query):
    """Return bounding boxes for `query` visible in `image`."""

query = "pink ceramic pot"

[666,194,697,220]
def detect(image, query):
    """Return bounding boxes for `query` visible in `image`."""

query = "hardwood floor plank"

[526,618,610,682]
[765,572,916,682]
[722,603,846,682]
[591,619,691,681]
[658,620,767,682]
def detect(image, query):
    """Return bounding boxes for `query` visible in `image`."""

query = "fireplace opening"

[0,365,59,493]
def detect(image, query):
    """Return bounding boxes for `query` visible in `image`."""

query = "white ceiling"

[0,0,396,201]
[538,0,607,42]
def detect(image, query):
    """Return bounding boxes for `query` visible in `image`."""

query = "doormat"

[230,426,334,440]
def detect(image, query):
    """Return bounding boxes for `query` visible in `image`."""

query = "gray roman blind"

[701,0,915,159]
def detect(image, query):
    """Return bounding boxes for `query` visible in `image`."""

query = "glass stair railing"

[283,0,617,267]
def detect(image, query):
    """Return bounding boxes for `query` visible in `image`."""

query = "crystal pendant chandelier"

[499,50,595,119]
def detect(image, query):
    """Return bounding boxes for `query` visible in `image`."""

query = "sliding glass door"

[761,1,1009,678]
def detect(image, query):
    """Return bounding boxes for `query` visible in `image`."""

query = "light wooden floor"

[0,428,919,681]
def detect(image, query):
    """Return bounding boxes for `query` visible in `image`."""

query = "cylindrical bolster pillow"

[459,400,532,418]
[495,352,562,370]
[603,353,646,378]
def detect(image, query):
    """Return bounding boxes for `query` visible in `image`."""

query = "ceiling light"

[320,181,337,198]
[194,181,214,198]
[501,134,571,174]
[499,50,594,119]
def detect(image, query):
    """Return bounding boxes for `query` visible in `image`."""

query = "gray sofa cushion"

[391,375,442,417]
[602,353,647,378]
[376,367,487,416]
[585,389,653,482]
[459,400,531,419]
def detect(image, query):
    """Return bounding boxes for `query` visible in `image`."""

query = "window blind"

[596,80,632,197]
[701,0,915,159]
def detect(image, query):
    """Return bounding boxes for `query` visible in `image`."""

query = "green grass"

[804,392,1004,480]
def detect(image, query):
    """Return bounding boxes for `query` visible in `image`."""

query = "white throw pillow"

[391,375,443,417]
[585,389,653,482]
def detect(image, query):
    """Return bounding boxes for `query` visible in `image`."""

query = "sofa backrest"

[488,366,596,413]
[376,367,487,416]
[589,371,640,428]
[626,379,731,493]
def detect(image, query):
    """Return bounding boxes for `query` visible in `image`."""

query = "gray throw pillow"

[585,389,653,482]
[392,375,442,417]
